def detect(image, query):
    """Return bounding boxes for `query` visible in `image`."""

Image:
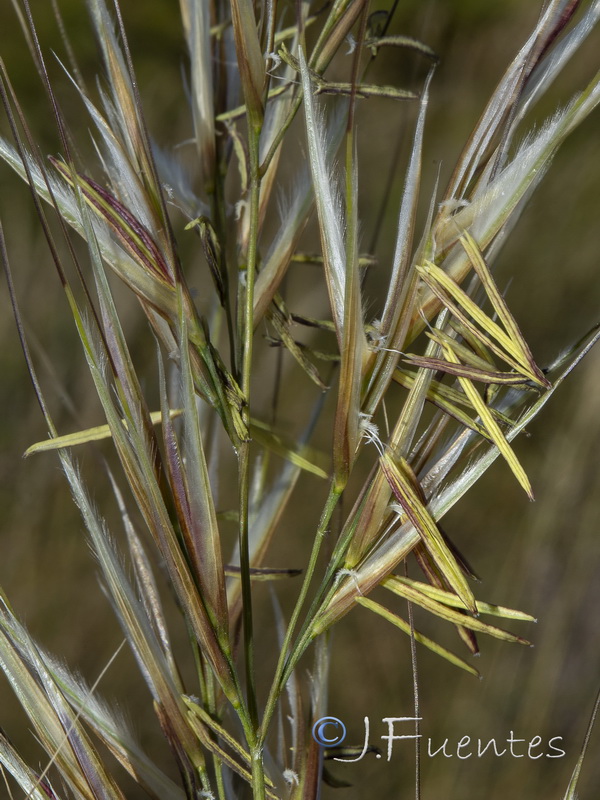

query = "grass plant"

[1,1,599,798]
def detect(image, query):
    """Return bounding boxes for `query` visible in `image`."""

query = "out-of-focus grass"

[1,2,599,798]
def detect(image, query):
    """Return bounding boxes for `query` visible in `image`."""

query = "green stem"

[259,482,341,743]
[237,122,265,799]
[193,643,227,800]
[229,659,265,799]
[273,510,361,692]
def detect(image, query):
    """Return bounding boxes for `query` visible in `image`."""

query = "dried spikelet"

[180,0,216,189]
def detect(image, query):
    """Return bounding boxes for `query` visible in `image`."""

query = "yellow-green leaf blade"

[387,575,536,621]
[382,576,532,644]
[435,337,534,499]
[356,597,480,677]
[249,420,328,479]
[24,410,183,456]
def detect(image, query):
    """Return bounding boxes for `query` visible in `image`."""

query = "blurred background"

[1,1,599,798]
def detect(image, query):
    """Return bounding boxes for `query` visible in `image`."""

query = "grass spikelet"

[298,47,347,341]
[180,0,216,189]
[0,728,59,800]
[230,0,265,128]
[379,452,477,613]
[87,0,166,224]
[0,600,127,800]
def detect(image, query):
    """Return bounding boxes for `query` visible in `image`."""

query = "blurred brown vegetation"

[1,1,599,798]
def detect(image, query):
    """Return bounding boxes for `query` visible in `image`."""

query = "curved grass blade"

[356,598,480,678]
[382,576,532,644]
[43,649,187,800]
[24,409,182,456]
[386,576,536,622]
